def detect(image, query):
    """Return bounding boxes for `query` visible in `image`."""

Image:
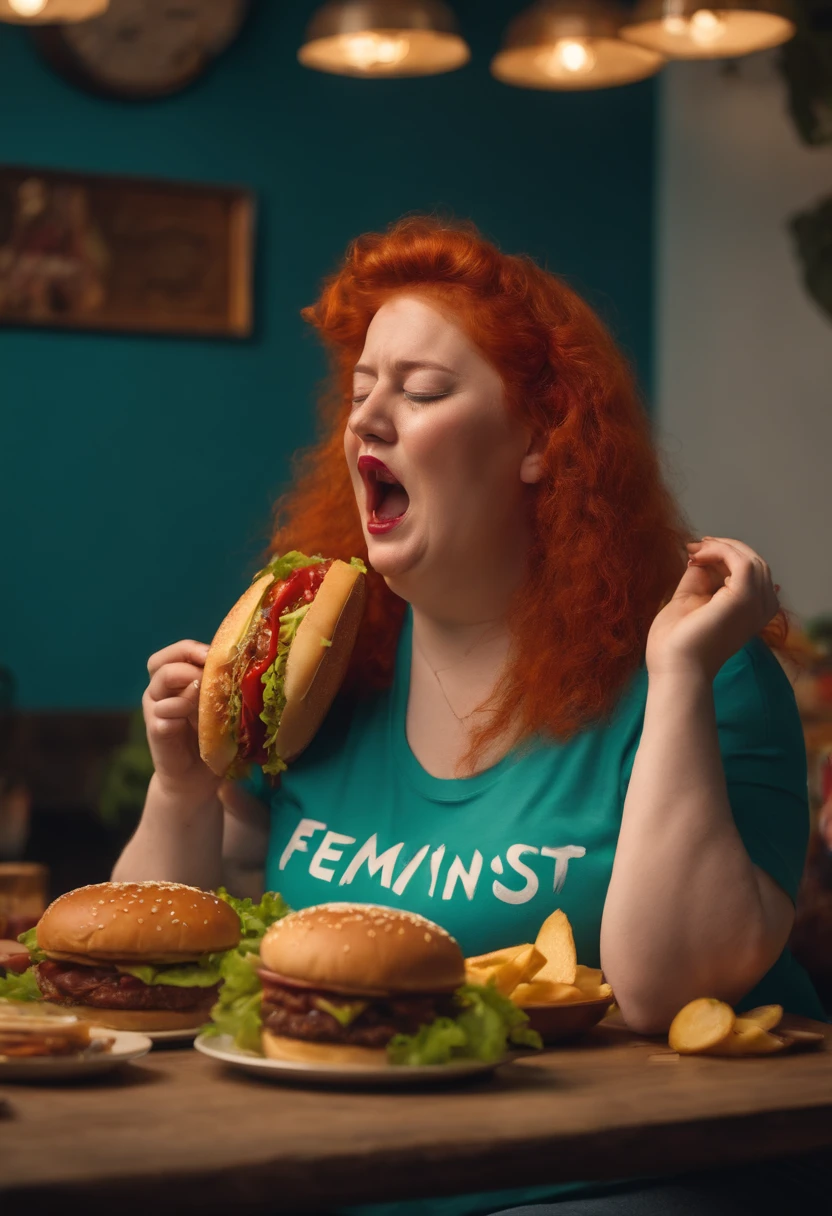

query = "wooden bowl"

[520,996,614,1044]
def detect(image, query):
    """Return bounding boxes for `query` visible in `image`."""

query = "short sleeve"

[712,637,810,904]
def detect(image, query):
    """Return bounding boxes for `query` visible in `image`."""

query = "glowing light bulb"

[540,39,597,77]
[9,0,48,16]
[339,32,410,70]
[688,9,726,44]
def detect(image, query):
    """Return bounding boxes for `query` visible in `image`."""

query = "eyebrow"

[352,359,457,377]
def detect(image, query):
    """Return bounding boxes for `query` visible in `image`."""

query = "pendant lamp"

[0,0,107,20]
[491,0,665,91]
[620,0,795,59]
[298,0,470,77]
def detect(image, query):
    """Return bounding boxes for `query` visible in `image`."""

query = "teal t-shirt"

[242,609,823,1216]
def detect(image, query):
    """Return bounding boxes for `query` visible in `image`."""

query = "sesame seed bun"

[198,573,273,778]
[259,903,465,997]
[261,1029,387,1067]
[36,881,240,961]
[198,559,366,778]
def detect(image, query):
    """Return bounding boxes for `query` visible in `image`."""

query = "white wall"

[656,51,832,622]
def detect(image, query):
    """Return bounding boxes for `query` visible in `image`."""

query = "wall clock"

[33,0,251,100]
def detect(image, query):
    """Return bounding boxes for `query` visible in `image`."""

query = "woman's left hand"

[645,536,781,681]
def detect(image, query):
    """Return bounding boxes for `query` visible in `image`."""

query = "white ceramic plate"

[195,1033,506,1087]
[145,1026,200,1044]
[0,1028,152,1080]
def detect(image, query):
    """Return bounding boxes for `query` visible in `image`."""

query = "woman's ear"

[520,435,546,484]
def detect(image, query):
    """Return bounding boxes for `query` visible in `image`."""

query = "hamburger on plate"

[26,881,241,1032]
[208,902,541,1067]
[199,550,366,780]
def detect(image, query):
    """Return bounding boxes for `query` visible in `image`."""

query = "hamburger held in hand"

[29,881,241,1032]
[199,551,366,780]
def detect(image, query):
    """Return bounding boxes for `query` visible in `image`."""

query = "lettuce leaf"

[258,604,311,776]
[252,550,326,585]
[387,982,542,1067]
[204,888,291,1049]
[115,957,224,988]
[203,949,264,1053]
[215,888,290,947]
[18,926,45,963]
[0,965,41,1002]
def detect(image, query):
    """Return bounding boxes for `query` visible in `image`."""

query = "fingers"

[147,661,204,704]
[688,536,771,577]
[686,537,780,622]
[147,640,209,679]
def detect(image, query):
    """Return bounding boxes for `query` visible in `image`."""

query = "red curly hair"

[270,216,792,770]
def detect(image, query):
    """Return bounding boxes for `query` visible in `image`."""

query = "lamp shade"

[298,0,470,77]
[0,0,107,20]
[620,0,795,59]
[491,0,665,91]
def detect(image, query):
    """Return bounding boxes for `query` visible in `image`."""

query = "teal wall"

[0,1,656,709]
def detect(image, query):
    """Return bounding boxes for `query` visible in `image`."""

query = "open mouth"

[358,455,410,532]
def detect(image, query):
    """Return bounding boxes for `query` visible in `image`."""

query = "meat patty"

[261,980,456,1047]
[35,960,218,1011]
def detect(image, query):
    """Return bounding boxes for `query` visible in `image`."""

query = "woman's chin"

[364,530,418,582]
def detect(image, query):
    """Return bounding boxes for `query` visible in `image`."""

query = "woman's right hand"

[143,640,220,799]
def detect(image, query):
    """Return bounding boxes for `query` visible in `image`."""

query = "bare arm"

[220,782,269,899]
[601,536,790,1034]
[600,668,792,1034]
[113,640,225,888]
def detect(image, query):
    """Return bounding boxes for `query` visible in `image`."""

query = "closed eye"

[351,392,448,405]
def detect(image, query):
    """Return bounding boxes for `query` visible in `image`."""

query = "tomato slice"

[237,562,331,763]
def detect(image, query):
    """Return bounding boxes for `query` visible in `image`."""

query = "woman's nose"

[348,387,396,444]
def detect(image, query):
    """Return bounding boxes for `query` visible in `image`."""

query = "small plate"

[0,1028,152,1081]
[521,996,614,1044]
[195,1033,507,1087]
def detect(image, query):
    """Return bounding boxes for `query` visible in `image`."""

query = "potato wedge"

[512,980,586,1005]
[706,1019,787,1056]
[739,1005,783,1032]
[533,910,578,985]
[668,998,735,1054]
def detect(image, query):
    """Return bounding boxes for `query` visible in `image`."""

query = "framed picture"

[0,166,253,338]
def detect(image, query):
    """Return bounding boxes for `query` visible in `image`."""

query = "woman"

[114,217,824,1215]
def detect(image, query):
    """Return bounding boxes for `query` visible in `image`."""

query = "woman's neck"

[406,607,515,777]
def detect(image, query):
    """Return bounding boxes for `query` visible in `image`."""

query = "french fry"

[465,964,500,987]
[740,1004,783,1032]
[574,965,604,991]
[533,909,578,985]
[490,944,547,997]
[513,980,587,1005]
[466,944,534,970]
[668,998,736,1054]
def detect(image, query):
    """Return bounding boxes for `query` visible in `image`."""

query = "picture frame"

[0,165,254,338]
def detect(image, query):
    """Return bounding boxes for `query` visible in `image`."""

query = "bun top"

[259,902,465,996]
[37,882,241,962]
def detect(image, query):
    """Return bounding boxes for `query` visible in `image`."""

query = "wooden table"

[2,1018,832,1214]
